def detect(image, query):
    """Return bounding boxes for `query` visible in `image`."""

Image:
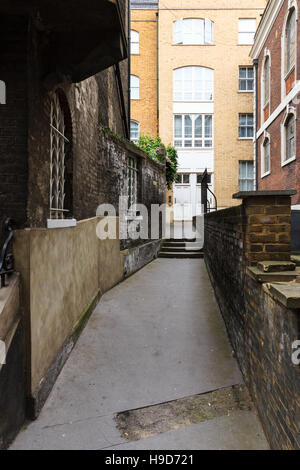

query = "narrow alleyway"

[11,259,268,450]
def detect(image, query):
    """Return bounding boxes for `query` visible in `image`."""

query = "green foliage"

[136,135,178,189]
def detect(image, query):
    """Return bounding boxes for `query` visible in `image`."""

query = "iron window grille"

[50,94,70,219]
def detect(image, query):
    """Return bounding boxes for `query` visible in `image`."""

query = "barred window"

[128,156,138,210]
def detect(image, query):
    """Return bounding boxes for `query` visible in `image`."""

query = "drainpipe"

[156,11,159,133]
[253,58,259,190]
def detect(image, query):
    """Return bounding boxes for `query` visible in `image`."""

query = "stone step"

[158,251,204,259]
[160,246,203,253]
[291,255,300,266]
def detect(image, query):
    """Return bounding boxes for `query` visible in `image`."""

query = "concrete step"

[160,246,203,253]
[158,251,204,259]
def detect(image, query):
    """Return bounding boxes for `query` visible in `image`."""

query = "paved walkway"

[11,259,268,450]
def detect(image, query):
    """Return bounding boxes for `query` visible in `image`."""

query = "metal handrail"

[0,218,14,288]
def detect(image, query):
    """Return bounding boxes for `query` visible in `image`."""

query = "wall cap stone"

[247,267,299,283]
[268,282,300,309]
[233,190,297,199]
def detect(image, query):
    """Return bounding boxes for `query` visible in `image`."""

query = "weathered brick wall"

[0,16,28,240]
[205,193,300,449]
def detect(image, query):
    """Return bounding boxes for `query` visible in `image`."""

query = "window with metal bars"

[127,156,138,210]
[50,93,72,219]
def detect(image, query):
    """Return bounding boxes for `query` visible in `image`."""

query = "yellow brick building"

[130,0,267,217]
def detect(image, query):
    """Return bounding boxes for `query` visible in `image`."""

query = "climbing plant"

[136,135,178,189]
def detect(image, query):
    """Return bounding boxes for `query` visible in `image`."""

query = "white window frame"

[281,105,297,166]
[281,1,298,98]
[131,30,139,55]
[238,66,254,92]
[173,18,214,45]
[238,161,254,191]
[0,81,6,104]
[238,113,254,140]
[173,114,213,149]
[261,131,271,178]
[175,173,191,185]
[130,75,140,100]
[130,120,140,143]
[238,19,256,45]
[173,66,214,102]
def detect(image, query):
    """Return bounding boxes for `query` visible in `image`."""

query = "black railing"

[0,218,15,288]
[201,169,217,214]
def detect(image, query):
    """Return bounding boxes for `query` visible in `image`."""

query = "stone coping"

[268,282,300,309]
[233,190,296,199]
[247,267,299,284]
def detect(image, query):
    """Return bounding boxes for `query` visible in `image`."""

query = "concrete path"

[11,259,268,450]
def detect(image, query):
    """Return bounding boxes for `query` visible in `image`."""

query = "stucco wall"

[13,217,123,399]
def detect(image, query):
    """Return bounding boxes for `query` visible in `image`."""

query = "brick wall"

[256,0,300,204]
[204,192,300,449]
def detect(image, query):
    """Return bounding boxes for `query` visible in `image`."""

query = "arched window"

[130,75,140,100]
[173,67,214,101]
[281,107,296,165]
[173,18,214,45]
[130,120,140,143]
[261,134,270,177]
[285,8,296,76]
[263,55,270,108]
[50,91,73,220]
[0,81,6,104]
[131,30,139,55]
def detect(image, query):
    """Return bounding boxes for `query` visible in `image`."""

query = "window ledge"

[47,219,77,229]
[281,155,296,167]
[261,170,271,179]
[238,90,254,93]
[172,43,215,46]
[238,137,254,141]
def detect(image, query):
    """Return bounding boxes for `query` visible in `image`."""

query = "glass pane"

[239,68,247,78]
[184,140,192,147]
[247,79,254,90]
[184,115,192,137]
[239,114,246,126]
[247,162,254,179]
[204,140,212,147]
[174,140,182,147]
[195,140,203,147]
[247,114,253,125]
[182,174,190,184]
[238,19,256,33]
[239,162,246,178]
[247,67,254,78]
[239,79,246,91]
[205,115,212,137]
[174,115,182,138]
[195,116,202,137]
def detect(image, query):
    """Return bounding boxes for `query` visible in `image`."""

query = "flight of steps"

[158,239,204,259]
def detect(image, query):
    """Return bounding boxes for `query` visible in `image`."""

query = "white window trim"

[173,114,214,149]
[281,1,298,100]
[130,30,139,55]
[238,66,254,93]
[173,18,214,45]
[261,131,271,178]
[130,75,140,100]
[130,120,140,143]
[238,161,255,191]
[281,105,297,166]
[261,49,271,124]
[238,18,257,45]
[238,113,254,140]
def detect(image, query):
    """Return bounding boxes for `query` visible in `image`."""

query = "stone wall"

[204,191,300,449]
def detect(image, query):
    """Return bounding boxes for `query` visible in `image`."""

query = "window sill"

[238,90,254,93]
[261,170,271,179]
[174,147,214,150]
[47,219,77,229]
[238,138,254,141]
[172,43,215,46]
[238,43,254,46]
[281,155,296,167]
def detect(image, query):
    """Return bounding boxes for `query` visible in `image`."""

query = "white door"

[174,174,192,220]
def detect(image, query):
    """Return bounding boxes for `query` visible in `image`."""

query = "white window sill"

[173,43,215,46]
[281,155,296,167]
[47,219,77,229]
[261,170,271,179]
[238,137,254,141]
[238,90,254,93]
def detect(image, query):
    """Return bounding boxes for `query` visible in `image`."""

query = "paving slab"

[11,259,264,450]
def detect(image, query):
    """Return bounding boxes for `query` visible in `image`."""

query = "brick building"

[251,0,300,208]
[130,0,267,219]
